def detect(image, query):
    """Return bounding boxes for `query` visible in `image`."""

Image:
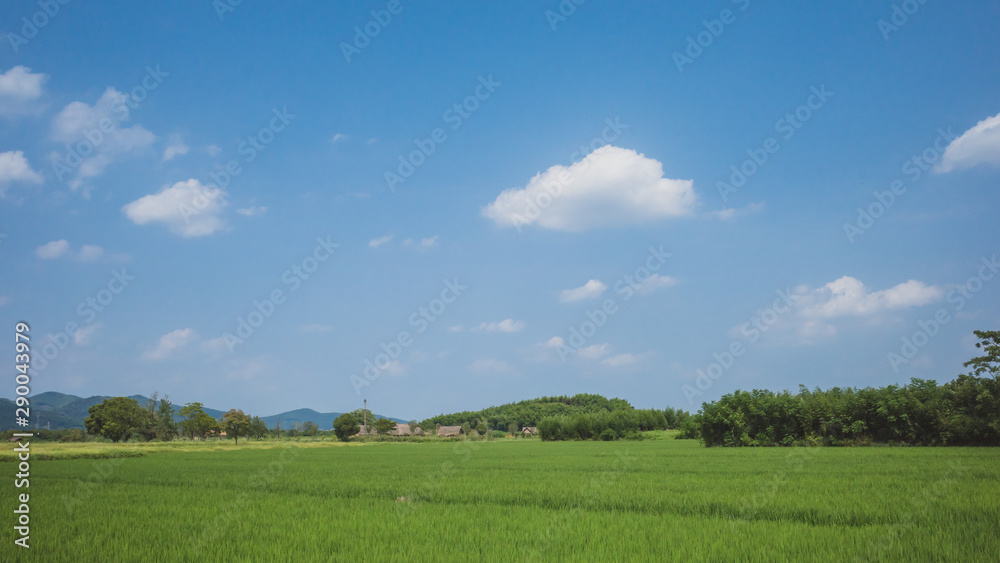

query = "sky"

[1,1,998,421]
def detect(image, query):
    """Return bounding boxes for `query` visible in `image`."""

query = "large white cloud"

[122,179,227,237]
[0,66,46,116]
[51,87,155,190]
[0,150,43,196]
[936,112,1000,173]
[800,276,943,318]
[482,145,696,232]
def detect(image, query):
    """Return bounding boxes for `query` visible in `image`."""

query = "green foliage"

[426,393,661,432]
[220,409,252,445]
[84,397,146,443]
[333,413,359,442]
[963,330,1000,379]
[178,403,220,440]
[537,409,670,441]
[300,421,319,437]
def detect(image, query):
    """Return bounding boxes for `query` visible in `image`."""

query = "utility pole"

[363,398,367,434]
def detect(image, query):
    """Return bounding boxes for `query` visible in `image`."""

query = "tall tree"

[156,394,178,441]
[301,421,319,437]
[84,397,145,443]
[375,417,396,436]
[220,409,252,445]
[333,413,359,442]
[964,330,1000,379]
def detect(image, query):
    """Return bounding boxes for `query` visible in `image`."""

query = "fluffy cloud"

[601,353,640,367]
[0,151,43,196]
[799,276,943,318]
[711,201,765,220]
[560,279,607,302]
[577,344,609,359]
[51,87,155,190]
[236,206,267,217]
[633,274,679,295]
[482,145,696,232]
[369,235,393,248]
[36,239,69,259]
[936,112,1000,173]
[162,135,190,162]
[142,328,196,360]
[473,319,525,333]
[122,179,227,237]
[0,66,46,116]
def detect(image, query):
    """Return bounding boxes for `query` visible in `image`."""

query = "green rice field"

[4,435,999,561]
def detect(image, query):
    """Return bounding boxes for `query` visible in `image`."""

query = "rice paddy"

[3,434,998,561]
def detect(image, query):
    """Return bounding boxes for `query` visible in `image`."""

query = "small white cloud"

[77,244,104,262]
[298,324,333,333]
[936,113,1000,173]
[0,66,46,116]
[206,144,221,157]
[331,133,348,143]
[601,353,640,367]
[236,206,267,217]
[578,344,609,359]
[73,323,102,345]
[122,179,227,237]
[473,319,525,333]
[162,136,190,162]
[448,325,465,333]
[544,336,565,348]
[36,239,70,259]
[0,150,44,196]
[369,235,393,248]
[470,359,512,373]
[800,277,943,319]
[142,328,196,361]
[560,279,607,302]
[712,201,765,221]
[482,145,696,232]
[634,274,679,295]
[402,236,439,249]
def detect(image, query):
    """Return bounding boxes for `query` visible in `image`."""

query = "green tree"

[84,397,145,443]
[333,413,359,442]
[375,417,396,436]
[155,394,178,441]
[250,416,269,439]
[178,402,217,439]
[220,409,252,445]
[301,421,319,437]
[964,330,1000,379]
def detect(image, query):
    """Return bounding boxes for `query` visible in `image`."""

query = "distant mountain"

[0,391,405,431]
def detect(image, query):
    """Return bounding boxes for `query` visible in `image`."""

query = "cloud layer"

[482,145,696,232]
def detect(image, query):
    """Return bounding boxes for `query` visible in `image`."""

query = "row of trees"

[84,394,270,445]
[422,393,645,432]
[683,330,1000,447]
[538,408,690,441]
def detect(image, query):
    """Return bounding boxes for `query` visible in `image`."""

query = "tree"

[155,394,178,441]
[84,397,145,443]
[178,402,217,439]
[220,409,252,445]
[301,421,319,437]
[333,413,359,442]
[250,416,269,439]
[274,419,281,439]
[964,330,1000,379]
[508,422,518,436]
[375,417,396,436]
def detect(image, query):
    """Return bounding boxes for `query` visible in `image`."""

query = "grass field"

[3,434,998,561]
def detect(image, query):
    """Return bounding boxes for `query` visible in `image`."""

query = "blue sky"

[1,1,998,420]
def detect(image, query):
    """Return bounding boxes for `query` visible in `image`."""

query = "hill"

[0,392,404,431]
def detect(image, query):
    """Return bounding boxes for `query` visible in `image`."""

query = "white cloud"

[331,133,348,143]
[77,244,104,262]
[51,87,155,190]
[544,336,565,348]
[634,274,679,295]
[122,179,227,237]
[73,323,102,345]
[36,239,70,259]
[402,236,438,248]
[369,235,393,248]
[206,144,221,157]
[578,344,609,359]
[448,325,465,333]
[601,353,640,367]
[473,319,525,333]
[236,206,267,217]
[298,324,333,333]
[712,201,765,220]
[482,145,696,232]
[560,279,607,302]
[936,112,1000,173]
[799,276,943,318]
[0,151,44,196]
[470,359,512,373]
[142,328,196,361]
[162,136,190,162]
[0,66,46,116]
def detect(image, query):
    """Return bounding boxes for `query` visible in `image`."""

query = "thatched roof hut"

[522,427,538,436]
[437,425,463,437]
[393,424,412,436]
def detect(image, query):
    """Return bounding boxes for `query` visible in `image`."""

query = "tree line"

[681,330,1000,447]
[538,407,691,441]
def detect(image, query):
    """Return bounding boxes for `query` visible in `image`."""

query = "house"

[392,424,412,436]
[437,426,463,437]
[522,427,538,436]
